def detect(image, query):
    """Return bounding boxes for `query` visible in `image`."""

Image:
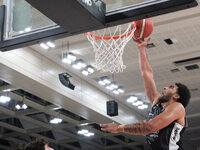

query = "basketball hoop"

[85,22,136,73]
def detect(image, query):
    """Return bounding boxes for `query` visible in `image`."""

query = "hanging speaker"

[107,100,118,117]
[58,72,75,90]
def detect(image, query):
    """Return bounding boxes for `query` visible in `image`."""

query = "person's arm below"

[100,102,185,135]
[134,38,160,104]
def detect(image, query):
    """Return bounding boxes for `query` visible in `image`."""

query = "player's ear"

[173,94,180,101]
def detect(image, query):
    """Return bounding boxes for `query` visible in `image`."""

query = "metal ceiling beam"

[0,106,106,149]
[0,122,82,150]
[0,84,147,150]
[0,84,18,92]
[10,92,85,125]
[0,144,10,150]
[0,121,27,134]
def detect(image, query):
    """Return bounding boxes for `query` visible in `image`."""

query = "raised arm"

[135,38,160,104]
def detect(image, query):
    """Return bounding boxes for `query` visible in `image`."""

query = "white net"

[86,22,136,73]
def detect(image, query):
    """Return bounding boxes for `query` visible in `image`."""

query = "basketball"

[133,18,154,40]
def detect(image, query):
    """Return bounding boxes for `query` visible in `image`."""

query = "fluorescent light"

[50,118,62,124]
[72,64,82,70]
[22,104,28,109]
[113,90,119,94]
[138,104,148,109]
[40,43,49,49]
[0,96,11,103]
[82,70,89,76]
[67,53,76,61]
[142,104,148,109]
[103,79,111,84]
[2,89,11,92]
[87,67,94,74]
[106,86,114,90]
[46,41,55,48]
[110,83,118,89]
[98,80,106,85]
[84,132,94,136]
[138,105,145,109]
[77,62,86,68]
[117,89,124,93]
[133,101,143,106]
[78,129,88,135]
[62,58,72,64]
[126,96,137,103]
[15,104,21,110]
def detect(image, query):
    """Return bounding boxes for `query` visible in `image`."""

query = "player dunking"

[100,38,191,150]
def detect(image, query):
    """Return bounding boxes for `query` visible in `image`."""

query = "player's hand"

[100,122,120,133]
[133,37,151,49]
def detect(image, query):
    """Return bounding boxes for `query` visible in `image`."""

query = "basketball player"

[100,38,191,150]
[24,138,54,150]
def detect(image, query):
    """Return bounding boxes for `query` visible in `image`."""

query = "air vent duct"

[173,57,200,66]
[185,64,199,70]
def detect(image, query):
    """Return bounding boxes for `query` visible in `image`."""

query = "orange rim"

[85,22,136,40]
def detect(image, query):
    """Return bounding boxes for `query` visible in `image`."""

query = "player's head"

[159,83,190,107]
[175,83,191,107]
[24,138,54,150]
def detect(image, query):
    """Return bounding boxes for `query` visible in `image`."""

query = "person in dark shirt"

[100,38,191,150]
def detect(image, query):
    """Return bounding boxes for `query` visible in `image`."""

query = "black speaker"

[107,100,118,117]
[58,73,75,90]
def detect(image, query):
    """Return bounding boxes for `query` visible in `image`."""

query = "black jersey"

[146,103,186,150]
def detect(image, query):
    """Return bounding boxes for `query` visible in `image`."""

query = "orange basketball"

[133,18,153,40]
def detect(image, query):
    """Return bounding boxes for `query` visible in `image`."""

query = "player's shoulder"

[167,102,185,112]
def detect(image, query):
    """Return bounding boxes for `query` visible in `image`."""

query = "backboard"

[0,0,198,51]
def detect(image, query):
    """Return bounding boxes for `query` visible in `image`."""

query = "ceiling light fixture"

[98,80,106,85]
[15,104,21,110]
[133,100,143,106]
[40,41,56,49]
[0,95,11,103]
[106,85,114,90]
[110,82,118,89]
[77,129,94,137]
[126,96,138,103]
[46,41,55,48]
[2,89,11,92]
[76,59,87,68]
[15,103,28,110]
[72,63,82,70]
[87,66,94,74]
[138,104,148,110]
[50,118,62,124]
[103,78,111,84]
[117,88,124,93]
[82,70,89,76]
[113,90,119,94]
[40,43,49,49]
[62,53,76,64]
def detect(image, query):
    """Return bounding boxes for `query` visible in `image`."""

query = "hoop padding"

[85,22,136,73]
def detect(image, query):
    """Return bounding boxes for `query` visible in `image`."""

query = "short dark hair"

[24,138,48,150]
[175,83,191,108]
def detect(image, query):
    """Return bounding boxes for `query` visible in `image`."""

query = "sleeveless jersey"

[146,103,186,150]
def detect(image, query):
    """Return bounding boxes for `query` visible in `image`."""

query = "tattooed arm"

[100,121,152,135]
[100,102,185,135]
[122,122,152,135]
